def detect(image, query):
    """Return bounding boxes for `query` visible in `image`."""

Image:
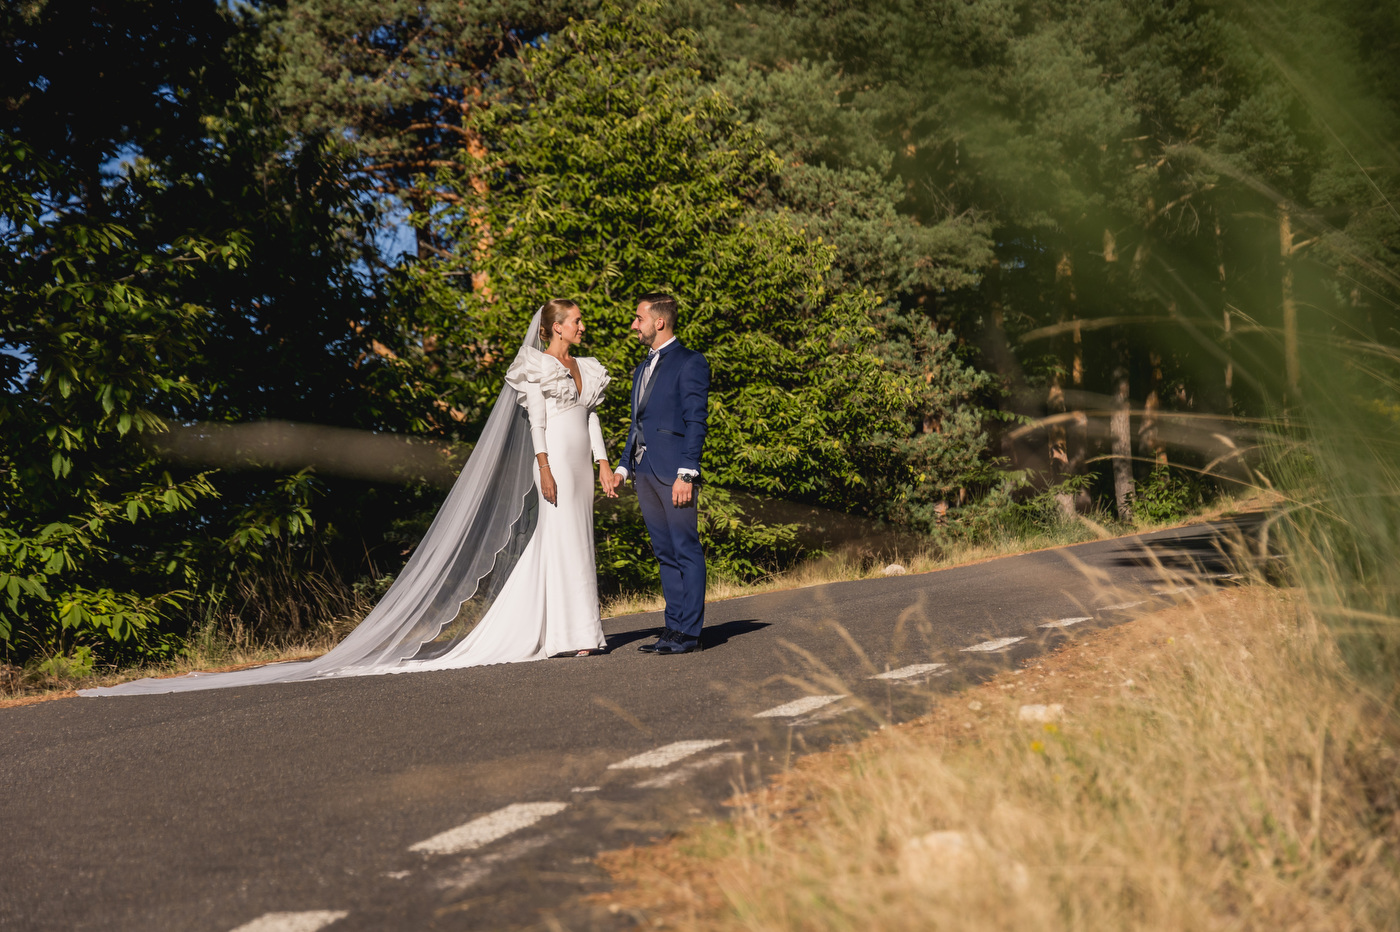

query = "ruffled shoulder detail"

[504,346,575,406]
[576,357,612,408]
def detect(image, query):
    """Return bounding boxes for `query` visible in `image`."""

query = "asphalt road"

[0,517,1263,932]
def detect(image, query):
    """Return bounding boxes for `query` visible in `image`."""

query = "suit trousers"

[634,468,706,639]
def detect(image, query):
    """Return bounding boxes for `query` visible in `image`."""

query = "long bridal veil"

[82,311,547,697]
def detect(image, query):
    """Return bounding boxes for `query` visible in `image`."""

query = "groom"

[611,293,710,654]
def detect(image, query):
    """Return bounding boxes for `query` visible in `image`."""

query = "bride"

[82,301,617,696]
[417,298,616,665]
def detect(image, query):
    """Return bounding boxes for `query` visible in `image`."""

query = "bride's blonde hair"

[539,298,580,345]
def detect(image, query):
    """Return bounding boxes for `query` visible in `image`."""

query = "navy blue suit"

[618,339,709,639]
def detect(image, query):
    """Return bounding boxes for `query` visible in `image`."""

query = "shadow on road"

[1099,513,1271,577]
[604,619,770,652]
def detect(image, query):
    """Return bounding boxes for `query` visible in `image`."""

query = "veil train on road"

[81,312,549,697]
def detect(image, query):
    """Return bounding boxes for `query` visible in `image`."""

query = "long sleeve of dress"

[588,409,608,463]
[523,381,549,456]
[504,348,549,456]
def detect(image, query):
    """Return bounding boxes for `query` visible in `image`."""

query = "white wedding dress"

[81,310,612,697]
[413,347,610,666]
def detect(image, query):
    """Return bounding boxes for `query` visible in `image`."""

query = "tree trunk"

[1111,340,1134,521]
[980,257,1033,469]
[1139,350,1166,466]
[1068,321,1090,513]
[1050,250,1085,519]
[1215,214,1233,415]
[1279,205,1300,408]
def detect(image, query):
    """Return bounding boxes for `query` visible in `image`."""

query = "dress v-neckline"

[548,353,582,395]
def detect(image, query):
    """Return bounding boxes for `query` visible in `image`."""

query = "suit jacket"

[618,339,709,480]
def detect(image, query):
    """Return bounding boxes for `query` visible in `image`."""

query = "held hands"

[598,460,619,498]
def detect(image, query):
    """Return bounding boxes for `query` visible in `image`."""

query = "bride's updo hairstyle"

[539,298,580,344]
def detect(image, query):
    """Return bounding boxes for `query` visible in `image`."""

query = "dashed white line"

[571,786,600,793]
[434,834,555,895]
[634,751,745,789]
[408,802,568,856]
[229,913,348,932]
[1153,584,1195,594]
[871,663,947,680]
[607,739,729,770]
[1039,616,1092,629]
[753,695,847,718]
[1099,600,1147,611]
[961,637,1025,652]
[787,703,857,727]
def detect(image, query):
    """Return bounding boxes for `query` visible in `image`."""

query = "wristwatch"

[678,474,695,483]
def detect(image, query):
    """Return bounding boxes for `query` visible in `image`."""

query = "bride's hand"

[539,464,558,506]
[598,461,618,498]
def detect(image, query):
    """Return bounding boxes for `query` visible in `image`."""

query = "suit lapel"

[637,341,680,416]
[631,362,645,415]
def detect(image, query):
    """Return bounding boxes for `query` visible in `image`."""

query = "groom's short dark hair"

[639,292,678,330]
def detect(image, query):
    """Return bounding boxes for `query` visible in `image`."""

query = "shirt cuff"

[614,466,630,480]
[677,468,699,478]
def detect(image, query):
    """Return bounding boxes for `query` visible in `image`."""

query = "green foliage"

[1133,463,1204,525]
[402,8,984,512]
[0,129,247,660]
[0,4,413,663]
[4,0,1398,677]
[938,470,1099,545]
[34,645,96,680]
[596,486,807,594]
[0,473,218,657]
[262,0,579,206]
[1274,351,1400,686]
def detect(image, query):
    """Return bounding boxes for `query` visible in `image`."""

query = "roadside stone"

[883,563,907,576]
[1018,703,1064,723]
[898,830,1029,894]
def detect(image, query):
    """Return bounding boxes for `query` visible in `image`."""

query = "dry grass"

[596,587,1400,931]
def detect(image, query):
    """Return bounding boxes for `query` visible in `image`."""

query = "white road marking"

[1153,584,1195,594]
[754,695,847,718]
[607,739,729,770]
[871,663,947,680]
[383,871,412,880]
[571,786,600,793]
[1099,600,1147,610]
[435,834,555,895]
[961,637,1025,652]
[229,913,348,932]
[408,802,568,856]
[634,751,745,789]
[1039,616,1092,629]
[788,703,857,727]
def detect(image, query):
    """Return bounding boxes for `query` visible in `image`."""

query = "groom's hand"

[672,477,694,508]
